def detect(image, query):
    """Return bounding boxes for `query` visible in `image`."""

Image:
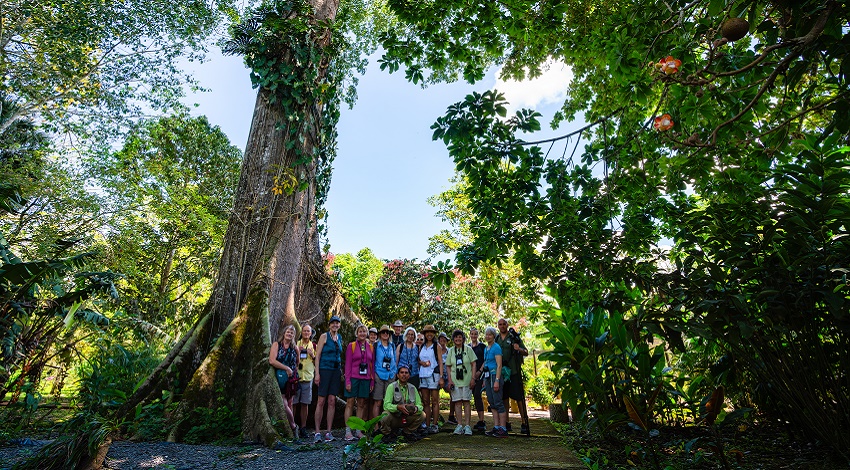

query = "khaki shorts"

[373,377,393,400]
[450,385,472,402]
[294,381,312,404]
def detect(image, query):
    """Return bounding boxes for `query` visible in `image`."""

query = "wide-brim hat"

[422,324,437,333]
[329,315,341,323]
[379,324,393,335]
[392,320,404,327]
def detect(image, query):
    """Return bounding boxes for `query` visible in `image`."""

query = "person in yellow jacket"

[379,365,424,440]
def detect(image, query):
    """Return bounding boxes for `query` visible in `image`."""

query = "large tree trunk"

[117,0,351,447]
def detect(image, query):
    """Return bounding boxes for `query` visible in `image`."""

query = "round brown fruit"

[721,18,749,41]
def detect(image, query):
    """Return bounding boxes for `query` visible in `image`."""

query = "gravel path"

[1,433,352,469]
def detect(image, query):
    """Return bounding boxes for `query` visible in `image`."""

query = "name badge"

[300,352,308,360]
[483,371,490,378]
[456,358,463,366]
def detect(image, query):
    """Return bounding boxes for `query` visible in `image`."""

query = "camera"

[508,327,521,343]
[456,368,464,380]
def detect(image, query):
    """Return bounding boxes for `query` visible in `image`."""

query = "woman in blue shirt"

[483,326,508,437]
[396,327,420,387]
[372,324,398,420]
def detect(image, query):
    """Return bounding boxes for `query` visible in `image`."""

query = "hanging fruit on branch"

[721,18,750,41]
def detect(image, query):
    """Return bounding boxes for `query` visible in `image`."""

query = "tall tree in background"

[91,113,242,333]
[330,248,384,315]
[384,0,850,458]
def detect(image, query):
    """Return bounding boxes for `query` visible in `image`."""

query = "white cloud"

[493,59,573,111]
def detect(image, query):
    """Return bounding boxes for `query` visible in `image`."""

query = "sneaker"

[324,432,335,442]
[473,420,486,431]
[506,422,512,432]
[520,422,530,436]
[447,416,458,425]
[344,430,356,441]
[453,424,463,435]
[484,428,496,437]
[463,425,473,435]
[354,430,364,439]
[299,428,310,439]
[432,424,441,434]
[496,428,509,438]
[314,432,323,443]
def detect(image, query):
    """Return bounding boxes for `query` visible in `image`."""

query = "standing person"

[269,324,299,437]
[378,365,424,440]
[344,324,374,441]
[396,327,420,388]
[415,332,425,349]
[372,324,398,420]
[496,318,530,435]
[313,315,343,443]
[295,323,316,438]
[469,327,487,431]
[417,325,444,434]
[446,330,478,435]
[368,327,378,345]
[438,332,456,425]
[483,326,508,437]
[391,320,405,348]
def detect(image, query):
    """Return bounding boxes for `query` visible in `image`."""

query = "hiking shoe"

[453,424,463,435]
[447,416,458,425]
[463,425,473,435]
[484,428,496,437]
[520,422,530,436]
[496,428,509,438]
[324,432,335,442]
[314,432,323,443]
[344,430,356,441]
[299,427,310,439]
[473,420,486,431]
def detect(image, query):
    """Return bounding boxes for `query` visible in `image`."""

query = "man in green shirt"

[496,318,530,435]
[446,329,478,435]
[380,365,424,439]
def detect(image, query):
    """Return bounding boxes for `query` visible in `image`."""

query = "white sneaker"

[463,425,472,435]
[314,432,322,443]
[453,424,463,435]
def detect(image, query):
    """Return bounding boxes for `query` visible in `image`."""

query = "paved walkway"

[381,411,583,469]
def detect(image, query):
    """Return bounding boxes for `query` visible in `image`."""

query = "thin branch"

[519,107,625,146]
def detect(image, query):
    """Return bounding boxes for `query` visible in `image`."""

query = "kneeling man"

[379,365,424,439]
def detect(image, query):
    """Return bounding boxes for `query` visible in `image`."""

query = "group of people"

[268,316,531,443]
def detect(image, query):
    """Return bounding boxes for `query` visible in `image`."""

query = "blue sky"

[183,51,580,261]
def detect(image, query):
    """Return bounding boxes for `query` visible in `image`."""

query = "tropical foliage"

[384,0,850,460]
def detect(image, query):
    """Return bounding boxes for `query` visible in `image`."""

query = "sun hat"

[421,324,437,333]
[378,324,393,335]
[438,331,448,340]
[392,320,404,327]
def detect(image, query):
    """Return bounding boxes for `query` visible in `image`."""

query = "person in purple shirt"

[344,324,374,441]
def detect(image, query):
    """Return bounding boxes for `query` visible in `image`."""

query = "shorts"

[373,377,393,400]
[346,378,371,399]
[484,375,506,413]
[472,379,484,411]
[506,373,525,401]
[294,381,312,404]
[317,368,341,397]
[419,372,441,390]
[450,385,472,402]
